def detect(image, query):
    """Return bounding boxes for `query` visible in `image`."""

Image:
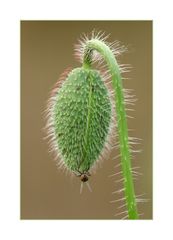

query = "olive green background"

[21,21,152,219]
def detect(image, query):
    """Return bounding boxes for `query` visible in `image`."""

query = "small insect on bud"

[80,174,89,182]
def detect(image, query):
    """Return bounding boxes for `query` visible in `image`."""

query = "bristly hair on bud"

[44,66,116,178]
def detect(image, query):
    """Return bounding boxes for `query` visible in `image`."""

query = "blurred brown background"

[21,21,152,219]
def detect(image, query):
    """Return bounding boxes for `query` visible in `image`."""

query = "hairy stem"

[82,39,138,219]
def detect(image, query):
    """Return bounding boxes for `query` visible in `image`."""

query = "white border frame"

[1,0,173,239]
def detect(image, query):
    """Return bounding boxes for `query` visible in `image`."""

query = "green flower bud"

[51,67,112,176]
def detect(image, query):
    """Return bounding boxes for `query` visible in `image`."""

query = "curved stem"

[82,39,138,219]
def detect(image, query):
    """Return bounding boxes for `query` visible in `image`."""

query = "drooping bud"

[48,67,112,174]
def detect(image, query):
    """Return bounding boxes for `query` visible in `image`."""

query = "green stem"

[82,39,138,219]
